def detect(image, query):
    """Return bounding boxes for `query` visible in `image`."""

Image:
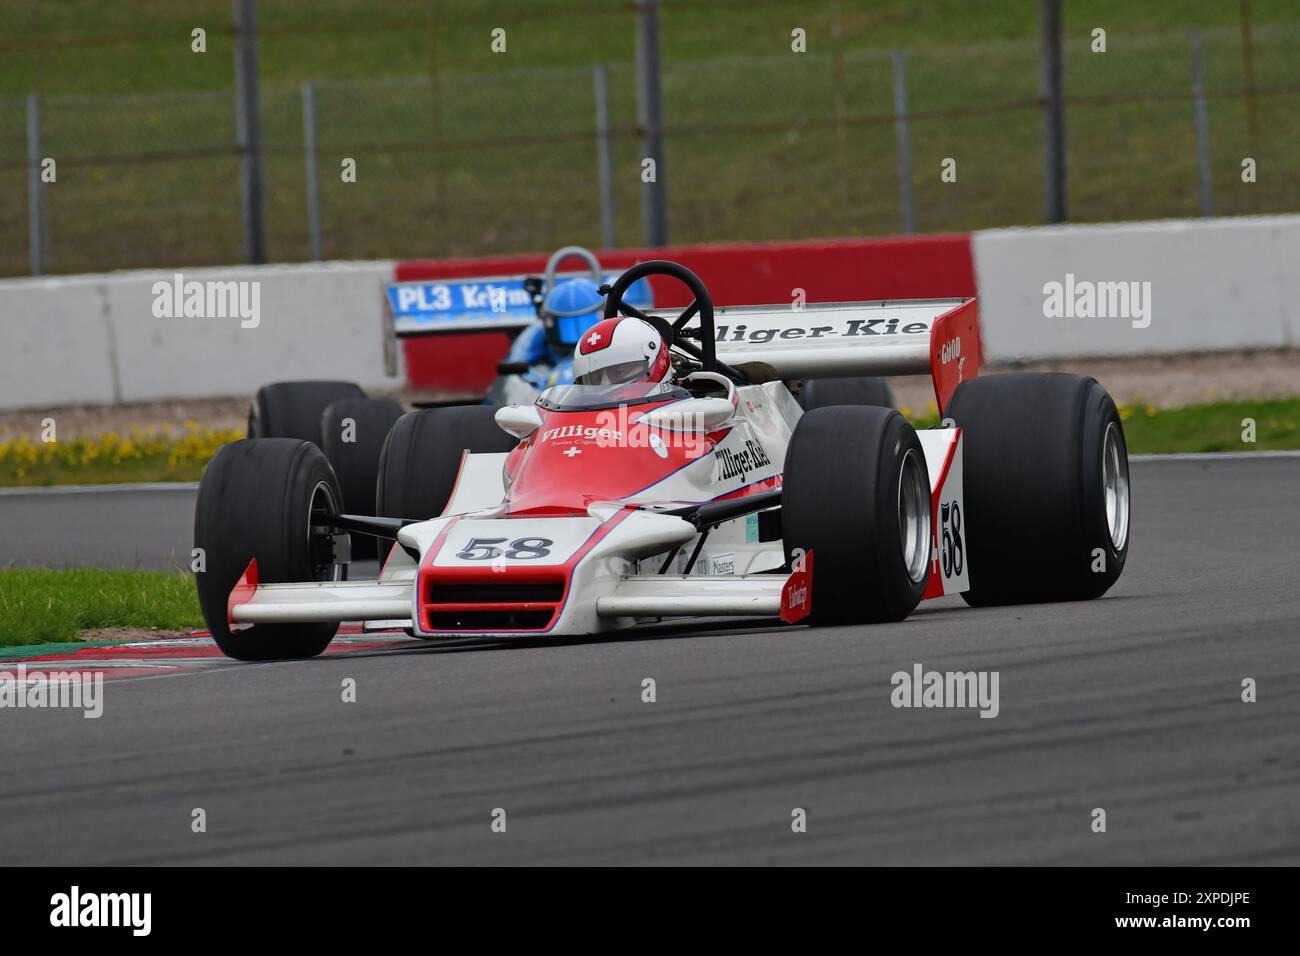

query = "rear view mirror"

[637,397,734,433]
[495,403,543,439]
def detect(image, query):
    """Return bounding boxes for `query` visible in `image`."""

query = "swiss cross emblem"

[563,447,582,458]
[586,330,602,347]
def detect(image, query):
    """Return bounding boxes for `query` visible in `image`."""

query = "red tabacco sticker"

[780,549,813,624]
[227,558,259,629]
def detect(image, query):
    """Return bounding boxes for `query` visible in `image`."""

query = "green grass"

[1,1,1298,275]
[0,397,1295,490]
[0,425,239,487]
[0,456,209,487]
[904,396,1300,453]
[1116,396,1300,453]
[0,568,202,646]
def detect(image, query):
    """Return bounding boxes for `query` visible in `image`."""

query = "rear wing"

[707,297,982,412]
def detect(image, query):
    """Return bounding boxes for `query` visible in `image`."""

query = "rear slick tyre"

[320,397,405,559]
[946,373,1130,606]
[248,380,366,443]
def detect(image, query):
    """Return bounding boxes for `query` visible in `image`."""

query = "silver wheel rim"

[1102,421,1130,552]
[898,448,931,584]
[308,480,345,582]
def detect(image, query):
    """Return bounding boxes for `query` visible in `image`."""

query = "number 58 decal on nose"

[456,537,554,561]
[432,517,599,567]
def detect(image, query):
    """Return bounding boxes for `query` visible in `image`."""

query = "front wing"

[229,429,969,636]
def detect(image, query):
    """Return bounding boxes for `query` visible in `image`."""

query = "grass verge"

[1115,396,1300,453]
[0,425,240,487]
[3,4,1298,275]
[0,568,203,647]
[903,396,1300,453]
[0,399,1297,489]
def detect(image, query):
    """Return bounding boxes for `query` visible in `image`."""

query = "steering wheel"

[603,259,739,380]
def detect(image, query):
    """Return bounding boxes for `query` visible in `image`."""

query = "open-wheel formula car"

[194,260,1131,661]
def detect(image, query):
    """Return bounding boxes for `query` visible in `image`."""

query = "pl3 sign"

[388,272,654,335]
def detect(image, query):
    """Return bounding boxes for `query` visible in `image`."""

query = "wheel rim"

[307,481,345,582]
[1102,421,1130,552]
[897,448,931,584]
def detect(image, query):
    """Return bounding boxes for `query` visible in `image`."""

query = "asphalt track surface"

[1,457,1297,865]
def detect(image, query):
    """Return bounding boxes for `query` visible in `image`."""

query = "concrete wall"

[3,215,1298,409]
[973,214,1300,361]
[0,261,398,408]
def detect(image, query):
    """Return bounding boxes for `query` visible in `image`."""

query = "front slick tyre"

[194,438,344,661]
[782,406,931,625]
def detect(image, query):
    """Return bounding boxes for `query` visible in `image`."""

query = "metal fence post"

[1190,30,1214,217]
[635,0,668,247]
[831,0,851,229]
[302,81,323,261]
[1039,0,1067,223]
[234,0,267,263]
[26,93,44,276]
[593,64,616,250]
[891,50,915,235]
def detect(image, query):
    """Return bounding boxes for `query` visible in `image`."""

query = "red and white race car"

[194,260,1131,661]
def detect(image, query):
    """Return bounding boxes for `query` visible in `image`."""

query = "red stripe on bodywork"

[227,558,258,629]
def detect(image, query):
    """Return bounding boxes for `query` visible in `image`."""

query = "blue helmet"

[541,278,605,349]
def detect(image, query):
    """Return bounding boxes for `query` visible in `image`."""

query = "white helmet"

[571,317,673,386]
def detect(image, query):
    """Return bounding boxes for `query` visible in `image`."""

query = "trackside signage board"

[388,272,653,336]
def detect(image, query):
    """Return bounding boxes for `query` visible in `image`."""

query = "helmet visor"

[553,311,599,348]
[577,358,650,386]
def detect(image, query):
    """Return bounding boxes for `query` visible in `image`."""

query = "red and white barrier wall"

[395,234,976,394]
[0,215,1296,409]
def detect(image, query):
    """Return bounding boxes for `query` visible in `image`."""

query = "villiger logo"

[539,424,623,444]
[715,438,772,482]
[713,317,932,345]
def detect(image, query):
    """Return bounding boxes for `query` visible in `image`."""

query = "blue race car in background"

[385,244,655,406]
[485,246,653,404]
